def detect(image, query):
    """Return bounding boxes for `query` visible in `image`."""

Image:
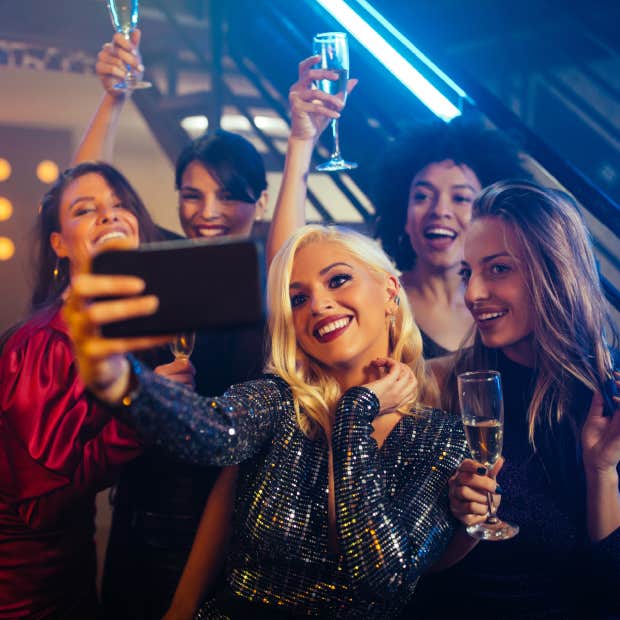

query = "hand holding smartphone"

[91,238,265,338]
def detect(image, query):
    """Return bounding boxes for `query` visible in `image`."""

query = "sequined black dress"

[409,350,620,619]
[118,359,468,618]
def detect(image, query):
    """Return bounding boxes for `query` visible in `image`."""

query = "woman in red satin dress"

[0,162,163,619]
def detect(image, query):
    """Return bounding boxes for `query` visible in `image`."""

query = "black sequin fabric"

[121,358,468,618]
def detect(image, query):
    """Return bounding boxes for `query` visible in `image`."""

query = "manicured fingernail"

[138,64,144,72]
[495,484,503,495]
[476,467,487,475]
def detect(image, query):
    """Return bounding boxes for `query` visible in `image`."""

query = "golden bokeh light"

[0,159,11,182]
[0,236,15,261]
[0,197,13,221]
[36,160,59,184]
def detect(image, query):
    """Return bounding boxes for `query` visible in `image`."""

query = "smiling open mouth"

[424,226,456,240]
[196,226,229,237]
[96,231,128,245]
[477,310,508,322]
[314,317,352,341]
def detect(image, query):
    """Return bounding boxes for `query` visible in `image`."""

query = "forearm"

[72,92,126,165]
[18,418,142,529]
[428,526,478,572]
[585,466,620,541]
[333,394,466,595]
[266,136,314,265]
[115,359,281,466]
[166,466,238,619]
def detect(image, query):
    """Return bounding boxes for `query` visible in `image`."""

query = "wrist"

[584,463,619,487]
[91,356,134,406]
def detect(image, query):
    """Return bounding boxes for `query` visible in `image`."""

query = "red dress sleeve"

[0,311,143,529]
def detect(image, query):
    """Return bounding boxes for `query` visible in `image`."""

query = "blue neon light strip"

[315,0,462,121]
[352,0,468,98]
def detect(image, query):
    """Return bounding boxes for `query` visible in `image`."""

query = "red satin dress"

[0,306,143,619]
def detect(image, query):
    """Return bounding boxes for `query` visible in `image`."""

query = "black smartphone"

[91,237,265,338]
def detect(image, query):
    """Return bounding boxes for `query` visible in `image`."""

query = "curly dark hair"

[372,118,530,270]
[32,161,160,310]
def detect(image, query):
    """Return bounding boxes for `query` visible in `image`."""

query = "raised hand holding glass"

[105,0,152,91]
[313,32,357,172]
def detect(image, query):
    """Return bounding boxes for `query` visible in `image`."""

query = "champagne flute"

[105,0,152,91]
[312,32,357,172]
[169,332,195,360]
[457,370,519,541]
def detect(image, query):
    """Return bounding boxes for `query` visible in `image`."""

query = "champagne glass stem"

[330,119,342,160]
[486,490,499,525]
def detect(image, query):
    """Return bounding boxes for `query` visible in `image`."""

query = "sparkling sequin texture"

[121,358,468,618]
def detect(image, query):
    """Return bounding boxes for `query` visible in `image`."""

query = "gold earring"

[53,257,60,280]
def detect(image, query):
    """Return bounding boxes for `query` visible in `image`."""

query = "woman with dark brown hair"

[0,162,162,619]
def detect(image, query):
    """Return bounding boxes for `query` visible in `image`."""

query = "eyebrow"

[68,196,95,210]
[289,261,353,289]
[462,252,512,268]
[413,180,477,192]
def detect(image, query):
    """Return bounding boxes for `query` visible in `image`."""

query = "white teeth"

[317,317,350,337]
[425,227,456,238]
[478,311,507,321]
[97,231,127,245]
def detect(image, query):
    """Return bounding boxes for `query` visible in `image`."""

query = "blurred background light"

[0,197,13,221]
[315,0,462,121]
[0,159,12,182]
[36,159,59,184]
[0,237,15,261]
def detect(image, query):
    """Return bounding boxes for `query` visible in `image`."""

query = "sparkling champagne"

[170,332,195,360]
[463,419,503,467]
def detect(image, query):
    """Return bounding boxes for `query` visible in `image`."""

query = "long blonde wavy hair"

[446,180,618,444]
[265,225,438,439]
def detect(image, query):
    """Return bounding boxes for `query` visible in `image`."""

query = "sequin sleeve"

[332,387,468,599]
[118,357,290,466]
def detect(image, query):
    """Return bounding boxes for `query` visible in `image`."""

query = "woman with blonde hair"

[419,180,620,619]
[64,224,469,618]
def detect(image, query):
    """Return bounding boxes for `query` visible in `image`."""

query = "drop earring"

[53,257,60,280]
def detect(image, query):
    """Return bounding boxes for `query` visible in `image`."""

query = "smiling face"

[288,240,398,386]
[462,216,535,366]
[178,161,265,240]
[50,172,139,273]
[405,159,481,271]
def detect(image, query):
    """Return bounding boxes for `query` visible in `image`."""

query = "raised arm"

[331,382,467,599]
[72,30,144,165]
[266,56,356,265]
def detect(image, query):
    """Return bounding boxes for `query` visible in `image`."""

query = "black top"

[420,329,452,360]
[101,321,266,620]
[408,350,620,619]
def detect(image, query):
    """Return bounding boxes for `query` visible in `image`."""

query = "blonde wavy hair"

[265,225,438,439]
[446,180,618,444]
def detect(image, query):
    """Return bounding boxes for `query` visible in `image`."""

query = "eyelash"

[412,193,472,204]
[290,273,352,308]
[490,263,511,276]
[329,273,352,288]
[458,267,471,283]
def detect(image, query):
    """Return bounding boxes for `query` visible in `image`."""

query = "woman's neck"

[402,261,464,306]
[501,337,536,368]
